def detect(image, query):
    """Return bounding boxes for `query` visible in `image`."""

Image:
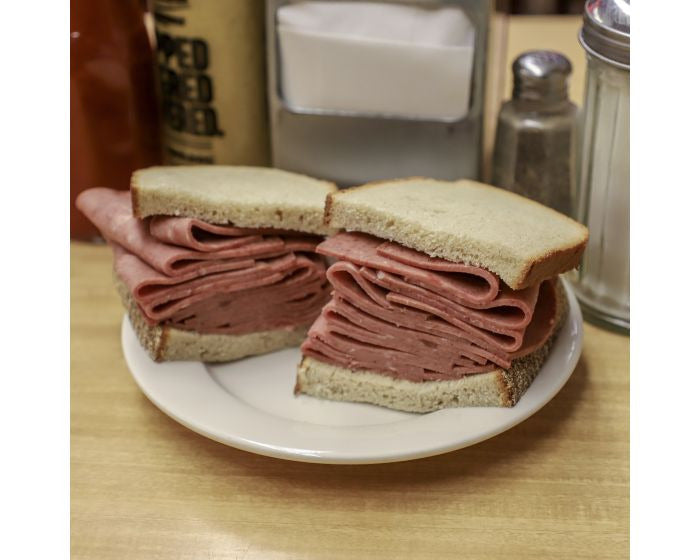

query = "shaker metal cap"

[512,50,572,102]
[579,0,630,69]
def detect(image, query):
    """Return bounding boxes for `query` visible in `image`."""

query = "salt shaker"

[492,50,577,215]
[573,0,630,332]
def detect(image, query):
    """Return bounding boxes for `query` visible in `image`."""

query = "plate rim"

[122,280,583,464]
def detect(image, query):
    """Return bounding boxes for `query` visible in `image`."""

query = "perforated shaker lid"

[512,50,572,102]
[579,0,630,69]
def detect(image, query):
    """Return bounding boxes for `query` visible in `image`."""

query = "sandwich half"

[296,178,588,411]
[77,165,336,362]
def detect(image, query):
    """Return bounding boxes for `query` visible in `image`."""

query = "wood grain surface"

[71,16,629,560]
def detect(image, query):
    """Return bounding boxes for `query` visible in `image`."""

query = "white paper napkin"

[277,1,475,120]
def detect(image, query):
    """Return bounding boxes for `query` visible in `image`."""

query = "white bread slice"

[115,275,307,362]
[325,178,588,290]
[295,278,568,411]
[131,166,337,236]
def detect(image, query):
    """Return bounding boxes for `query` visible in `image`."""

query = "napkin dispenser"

[266,0,490,186]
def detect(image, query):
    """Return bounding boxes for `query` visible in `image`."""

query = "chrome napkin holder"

[265,0,491,186]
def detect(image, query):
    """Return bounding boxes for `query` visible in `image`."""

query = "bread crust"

[130,182,142,219]
[517,242,587,291]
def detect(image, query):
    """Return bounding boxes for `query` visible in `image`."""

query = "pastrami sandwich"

[77,166,336,362]
[297,178,588,411]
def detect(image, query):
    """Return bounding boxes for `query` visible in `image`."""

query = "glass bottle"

[492,50,577,216]
[573,0,630,332]
[70,0,162,240]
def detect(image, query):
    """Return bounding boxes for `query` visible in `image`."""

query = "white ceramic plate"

[122,281,583,464]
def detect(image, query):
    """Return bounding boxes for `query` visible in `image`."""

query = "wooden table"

[71,16,629,560]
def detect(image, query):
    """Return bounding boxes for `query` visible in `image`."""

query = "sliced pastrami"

[77,187,330,336]
[302,232,559,381]
[77,188,319,277]
[317,232,500,306]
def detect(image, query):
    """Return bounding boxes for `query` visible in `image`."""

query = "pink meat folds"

[76,188,329,335]
[301,232,558,382]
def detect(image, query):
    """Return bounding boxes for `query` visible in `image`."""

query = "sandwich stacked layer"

[297,178,588,411]
[78,166,336,362]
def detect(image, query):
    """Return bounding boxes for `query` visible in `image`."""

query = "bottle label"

[153,0,269,165]
[158,34,223,140]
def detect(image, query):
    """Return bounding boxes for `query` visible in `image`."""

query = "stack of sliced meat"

[301,232,558,381]
[77,188,329,334]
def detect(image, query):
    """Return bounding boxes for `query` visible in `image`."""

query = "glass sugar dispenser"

[573,0,630,333]
[492,50,578,216]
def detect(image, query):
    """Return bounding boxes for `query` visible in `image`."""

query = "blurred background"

[496,0,585,14]
[71,0,629,332]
